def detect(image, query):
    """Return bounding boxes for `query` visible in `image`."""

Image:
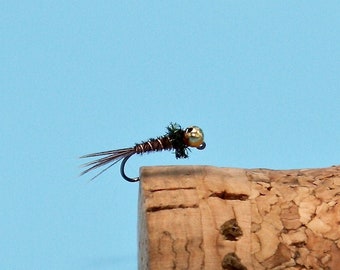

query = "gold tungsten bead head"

[184,126,205,148]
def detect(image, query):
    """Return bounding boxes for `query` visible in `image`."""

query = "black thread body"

[134,136,173,154]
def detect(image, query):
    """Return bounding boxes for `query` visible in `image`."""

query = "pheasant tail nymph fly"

[80,123,206,182]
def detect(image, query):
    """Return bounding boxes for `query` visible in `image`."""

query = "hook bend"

[120,153,140,182]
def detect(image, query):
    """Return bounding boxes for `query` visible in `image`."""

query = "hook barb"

[120,153,140,182]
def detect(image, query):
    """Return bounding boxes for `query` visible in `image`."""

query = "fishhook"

[120,153,140,182]
[80,123,206,182]
[120,142,206,182]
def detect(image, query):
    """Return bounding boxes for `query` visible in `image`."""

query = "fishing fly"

[80,123,206,182]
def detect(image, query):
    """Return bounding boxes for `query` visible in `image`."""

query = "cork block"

[138,165,340,270]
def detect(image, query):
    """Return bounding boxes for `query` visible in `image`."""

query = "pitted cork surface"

[138,165,340,270]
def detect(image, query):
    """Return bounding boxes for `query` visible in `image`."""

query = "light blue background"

[1,2,339,269]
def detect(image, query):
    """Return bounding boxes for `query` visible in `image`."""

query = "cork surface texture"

[138,165,340,270]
